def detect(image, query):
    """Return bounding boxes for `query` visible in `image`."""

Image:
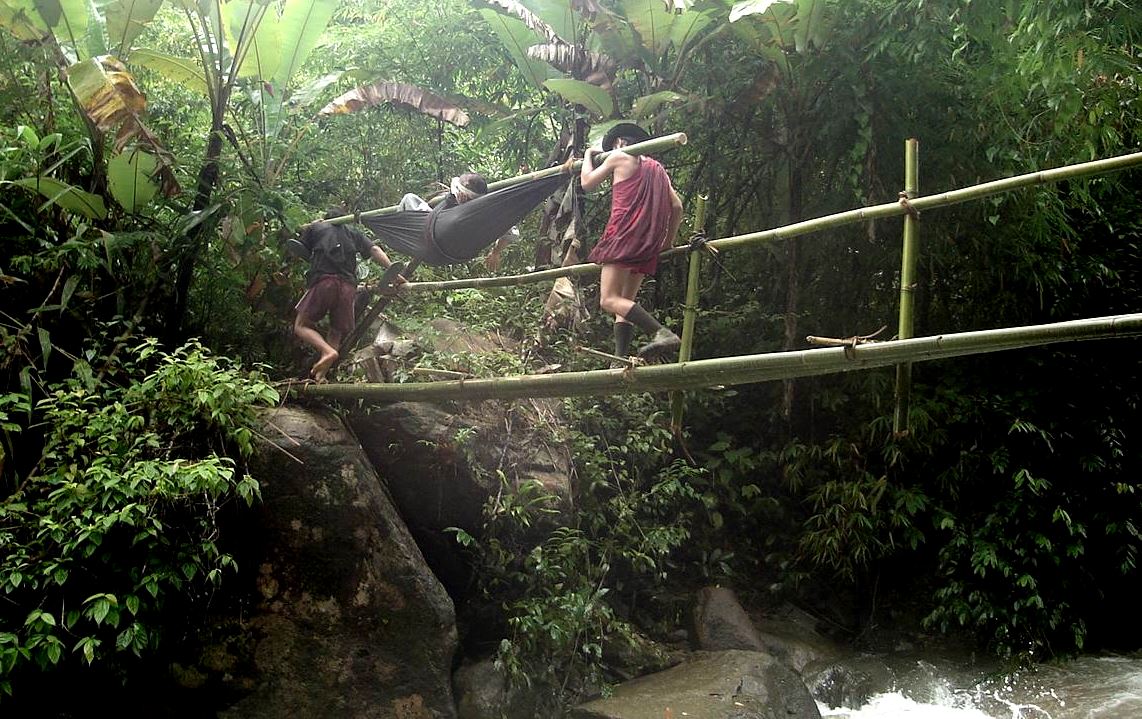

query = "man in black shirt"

[293,207,400,382]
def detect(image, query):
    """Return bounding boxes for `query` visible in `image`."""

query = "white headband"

[450,176,483,202]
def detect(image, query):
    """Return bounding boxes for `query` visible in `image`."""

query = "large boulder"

[572,650,821,719]
[452,657,538,719]
[752,603,842,673]
[349,396,571,595]
[692,587,768,652]
[693,589,840,673]
[219,405,458,719]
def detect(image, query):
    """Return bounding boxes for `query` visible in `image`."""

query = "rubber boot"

[613,321,634,358]
[623,303,664,334]
[624,304,680,359]
[638,327,682,359]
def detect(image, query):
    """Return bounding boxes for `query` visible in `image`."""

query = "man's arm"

[580,147,619,191]
[368,244,394,269]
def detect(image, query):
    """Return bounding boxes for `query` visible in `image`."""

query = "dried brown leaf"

[318,81,470,127]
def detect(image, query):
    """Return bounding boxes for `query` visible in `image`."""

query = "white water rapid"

[812,654,1142,719]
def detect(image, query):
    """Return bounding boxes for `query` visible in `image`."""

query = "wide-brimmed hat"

[602,122,651,151]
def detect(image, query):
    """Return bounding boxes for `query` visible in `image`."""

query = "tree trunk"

[782,161,804,425]
[169,106,228,336]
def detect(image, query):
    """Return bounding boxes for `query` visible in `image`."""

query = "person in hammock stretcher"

[397,172,517,271]
[580,123,684,360]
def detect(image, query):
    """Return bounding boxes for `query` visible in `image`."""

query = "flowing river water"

[809,653,1142,719]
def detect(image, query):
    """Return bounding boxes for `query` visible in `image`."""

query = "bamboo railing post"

[894,139,920,435]
[671,195,707,434]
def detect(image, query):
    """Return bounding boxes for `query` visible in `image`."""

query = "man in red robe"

[581,123,684,359]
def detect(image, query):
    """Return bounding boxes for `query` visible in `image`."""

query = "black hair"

[459,172,487,195]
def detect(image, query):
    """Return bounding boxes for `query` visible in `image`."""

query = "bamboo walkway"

[293,314,1142,402]
[289,145,1142,406]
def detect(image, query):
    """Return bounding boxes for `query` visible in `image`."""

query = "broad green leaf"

[227,0,278,79]
[669,9,712,51]
[243,0,337,136]
[729,0,793,23]
[543,77,612,117]
[479,8,559,89]
[60,274,78,310]
[632,90,685,119]
[587,119,625,147]
[130,48,207,95]
[37,327,51,366]
[107,148,159,212]
[34,0,89,47]
[620,0,674,57]
[519,0,577,46]
[793,0,826,53]
[8,177,108,219]
[16,124,41,146]
[288,70,342,108]
[104,0,165,57]
[270,0,338,91]
[0,0,50,40]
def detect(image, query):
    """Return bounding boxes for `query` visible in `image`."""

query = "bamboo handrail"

[302,132,689,229]
[391,149,1142,294]
[291,314,1142,403]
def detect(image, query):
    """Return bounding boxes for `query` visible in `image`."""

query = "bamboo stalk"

[894,139,920,434]
[389,149,1142,294]
[671,195,707,433]
[304,132,689,229]
[291,314,1142,403]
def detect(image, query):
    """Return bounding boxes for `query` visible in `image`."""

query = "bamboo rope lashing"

[291,314,1142,403]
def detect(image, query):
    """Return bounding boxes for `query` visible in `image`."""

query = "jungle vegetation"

[1,0,1139,709]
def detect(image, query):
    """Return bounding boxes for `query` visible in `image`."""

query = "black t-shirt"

[300,222,375,287]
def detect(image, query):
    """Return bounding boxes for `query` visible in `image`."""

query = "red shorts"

[295,275,357,336]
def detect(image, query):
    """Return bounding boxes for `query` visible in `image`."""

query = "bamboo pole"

[390,149,1142,294]
[292,314,1142,403]
[671,195,707,433]
[894,139,920,434]
[303,132,689,229]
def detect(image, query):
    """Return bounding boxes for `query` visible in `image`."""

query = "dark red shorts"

[295,275,357,336]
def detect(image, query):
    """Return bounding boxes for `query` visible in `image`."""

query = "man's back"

[302,222,369,286]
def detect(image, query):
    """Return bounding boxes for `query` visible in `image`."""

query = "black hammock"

[359,172,568,266]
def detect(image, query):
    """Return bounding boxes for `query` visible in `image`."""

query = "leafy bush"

[448,396,709,710]
[0,339,278,697]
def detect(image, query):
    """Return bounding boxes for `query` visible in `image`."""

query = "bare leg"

[294,316,339,381]
[599,264,641,319]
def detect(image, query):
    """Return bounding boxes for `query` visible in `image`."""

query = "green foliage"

[0,339,278,697]
[448,396,710,709]
[918,368,1141,661]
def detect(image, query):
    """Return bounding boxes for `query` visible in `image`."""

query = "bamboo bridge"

[292,137,1142,430]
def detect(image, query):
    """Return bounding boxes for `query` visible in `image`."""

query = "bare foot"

[310,350,339,383]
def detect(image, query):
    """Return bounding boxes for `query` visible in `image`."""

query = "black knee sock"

[622,304,663,335]
[614,321,634,356]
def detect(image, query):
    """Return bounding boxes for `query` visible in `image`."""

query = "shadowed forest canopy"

[1,0,1140,708]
